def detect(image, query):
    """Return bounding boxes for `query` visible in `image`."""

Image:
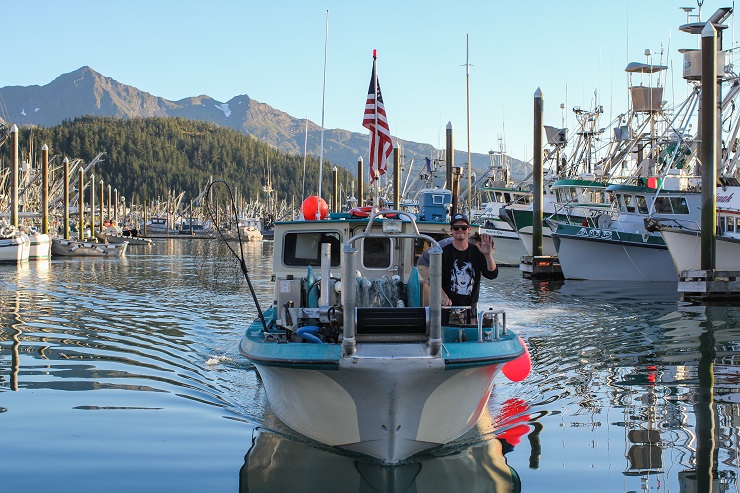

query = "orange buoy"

[502,336,531,382]
[301,196,328,221]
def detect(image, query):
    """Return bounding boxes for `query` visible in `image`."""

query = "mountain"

[0,66,531,180]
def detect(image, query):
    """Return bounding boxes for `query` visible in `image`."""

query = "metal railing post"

[428,246,442,356]
[342,242,357,356]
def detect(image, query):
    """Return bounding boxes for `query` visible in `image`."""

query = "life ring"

[349,206,372,218]
[348,207,397,219]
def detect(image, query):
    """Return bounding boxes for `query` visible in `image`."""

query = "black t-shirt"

[441,242,498,308]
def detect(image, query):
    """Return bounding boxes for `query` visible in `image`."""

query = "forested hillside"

[1,116,353,205]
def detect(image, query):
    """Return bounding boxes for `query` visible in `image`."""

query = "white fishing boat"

[499,177,612,257]
[143,217,178,236]
[28,230,51,260]
[0,225,30,263]
[238,209,530,463]
[550,183,703,281]
[656,186,740,271]
[238,218,263,241]
[470,144,530,265]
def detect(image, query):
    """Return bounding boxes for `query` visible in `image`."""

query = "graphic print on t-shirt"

[450,259,475,295]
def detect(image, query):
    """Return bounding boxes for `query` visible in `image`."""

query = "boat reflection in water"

[239,428,521,493]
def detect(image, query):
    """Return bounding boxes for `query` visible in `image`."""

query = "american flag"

[362,59,392,183]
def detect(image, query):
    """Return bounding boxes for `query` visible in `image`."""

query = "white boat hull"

[554,231,677,281]
[480,224,528,266]
[517,226,557,256]
[252,343,503,463]
[29,233,51,260]
[661,229,740,272]
[0,234,30,262]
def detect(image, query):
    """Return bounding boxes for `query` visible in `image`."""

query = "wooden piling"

[63,157,69,239]
[41,144,49,234]
[99,179,104,233]
[445,122,454,190]
[392,144,400,210]
[10,125,18,227]
[78,169,85,241]
[331,166,338,212]
[90,174,96,238]
[700,22,718,271]
[532,88,544,257]
[357,156,364,206]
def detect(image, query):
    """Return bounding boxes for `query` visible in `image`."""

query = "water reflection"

[4,240,740,492]
[239,428,521,493]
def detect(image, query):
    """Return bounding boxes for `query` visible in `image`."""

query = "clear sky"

[2,0,734,162]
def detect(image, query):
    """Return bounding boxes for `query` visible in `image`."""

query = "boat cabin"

[606,184,694,217]
[272,215,451,282]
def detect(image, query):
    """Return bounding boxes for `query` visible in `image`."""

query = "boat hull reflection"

[239,428,521,493]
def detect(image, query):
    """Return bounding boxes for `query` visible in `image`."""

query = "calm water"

[1,239,739,492]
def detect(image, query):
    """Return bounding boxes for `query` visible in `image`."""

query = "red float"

[301,196,328,220]
[502,336,531,382]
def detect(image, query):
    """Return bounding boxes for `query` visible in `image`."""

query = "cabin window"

[719,216,727,233]
[504,193,511,203]
[670,197,689,214]
[653,197,673,214]
[283,231,341,267]
[363,237,391,268]
[636,196,648,214]
[621,195,635,213]
[730,217,737,233]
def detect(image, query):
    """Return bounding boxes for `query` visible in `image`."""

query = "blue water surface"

[1,239,738,492]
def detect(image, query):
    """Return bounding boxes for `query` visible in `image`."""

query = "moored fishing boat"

[238,208,529,463]
[499,177,612,256]
[0,225,30,263]
[470,144,530,265]
[654,185,740,271]
[28,230,51,260]
[550,183,702,281]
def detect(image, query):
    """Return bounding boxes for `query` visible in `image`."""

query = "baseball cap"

[450,213,469,226]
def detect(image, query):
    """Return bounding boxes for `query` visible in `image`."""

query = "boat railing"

[341,209,442,357]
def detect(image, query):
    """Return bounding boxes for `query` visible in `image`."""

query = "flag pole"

[372,50,381,212]
[317,10,329,219]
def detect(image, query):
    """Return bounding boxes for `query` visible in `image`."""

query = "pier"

[519,255,563,280]
[678,270,740,302]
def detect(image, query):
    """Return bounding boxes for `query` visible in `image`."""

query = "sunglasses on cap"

[451,225,469,231]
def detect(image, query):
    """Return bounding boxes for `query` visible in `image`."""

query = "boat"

[549,183,703,281]
[26,228,51,260]
[95,224,155,246]
[499,177,613,257]
[143,217,178,236]
[238,218,263,241]
[0,224,30,263]
[51,238,128,257]
[654,185,740,272]
[238,207,528,463]
[470,147,531,265]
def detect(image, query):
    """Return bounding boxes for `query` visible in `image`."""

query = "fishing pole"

[205,180,268,331]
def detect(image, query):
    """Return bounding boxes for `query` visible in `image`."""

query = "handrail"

[341,209,442,357]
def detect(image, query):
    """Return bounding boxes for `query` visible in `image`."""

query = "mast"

[465,34,472,215]
[316,10,329,219]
